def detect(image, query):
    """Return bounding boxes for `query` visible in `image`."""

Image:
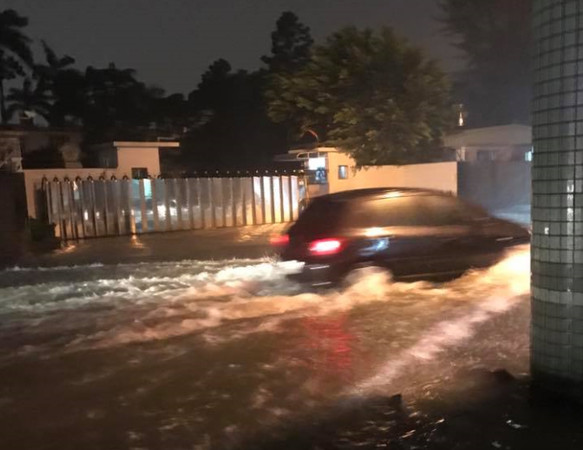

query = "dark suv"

[274,188,530,286]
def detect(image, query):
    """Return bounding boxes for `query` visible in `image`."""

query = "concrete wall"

[325,151,458,194]
[116,147,161,178]
[457,161,531,211]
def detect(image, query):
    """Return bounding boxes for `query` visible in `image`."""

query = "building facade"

[21,141,179,219]
[284,147,458,200]
[444,124,533,162]
[0,126,82,172]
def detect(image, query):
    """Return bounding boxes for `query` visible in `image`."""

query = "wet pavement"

[6,224,286,269]
[1,240,567,450]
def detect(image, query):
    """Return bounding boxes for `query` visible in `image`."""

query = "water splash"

[0,246,530,356]
[353,246,530,393]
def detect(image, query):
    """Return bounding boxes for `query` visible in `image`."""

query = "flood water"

[0,246,531,449]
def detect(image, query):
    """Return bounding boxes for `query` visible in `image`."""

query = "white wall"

[116,147,161,178]
[325,151,458,195]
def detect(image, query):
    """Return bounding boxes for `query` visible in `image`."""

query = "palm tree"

[34,41,83,126]
[0,9,33,123]
[6,78,51,124]
[34,40,75,89]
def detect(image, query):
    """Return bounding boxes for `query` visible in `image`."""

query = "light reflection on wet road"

[0,246,530,449]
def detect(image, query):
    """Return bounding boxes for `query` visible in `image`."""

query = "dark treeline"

[0,10,312,170]
[439,0,532,127]
[0,4,531,170]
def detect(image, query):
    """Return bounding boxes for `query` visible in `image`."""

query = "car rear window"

[290,198,346,235]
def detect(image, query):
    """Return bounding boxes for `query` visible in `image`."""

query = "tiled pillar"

[532,0,583,396]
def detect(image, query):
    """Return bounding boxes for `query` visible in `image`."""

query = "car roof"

[316,188,451,202]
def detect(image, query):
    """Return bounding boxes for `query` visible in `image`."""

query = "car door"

[412,195,482,275]
[469,213,530,267]
[346,196,441,278]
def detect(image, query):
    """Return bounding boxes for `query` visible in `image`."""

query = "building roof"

[0,125,82,136]
[288,146,338,155]
[92,141,180,151]
[113,141,180,149]
[444,124,532,148]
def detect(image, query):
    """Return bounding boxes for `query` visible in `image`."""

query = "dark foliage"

[267,27,455,166]
[0,9,33,123]
[439,0,532,126]
[21,146,64,169]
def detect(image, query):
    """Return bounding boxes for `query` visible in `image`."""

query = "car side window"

[415,195,476,226]
[348,197,421,227]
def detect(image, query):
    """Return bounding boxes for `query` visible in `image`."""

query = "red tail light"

[308,238,343,255]
[270,234,290,246]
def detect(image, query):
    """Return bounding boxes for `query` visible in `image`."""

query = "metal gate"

[44,175,303,240]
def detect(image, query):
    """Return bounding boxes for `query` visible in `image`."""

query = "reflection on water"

[292,315,358,393]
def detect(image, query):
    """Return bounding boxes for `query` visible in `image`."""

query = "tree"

[262,11,313,73]
[82,63,156,143]
[181,59,287,169]
[189,58,234,112]
[34,41,83,126]
[262,12,313,146]
[439,0,532,125]
[6,78,51,123]
[267,27,454,166]
[34,40,75,88]
[0,9,33,123]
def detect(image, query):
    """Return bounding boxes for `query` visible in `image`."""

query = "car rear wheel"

[341,264,393,289]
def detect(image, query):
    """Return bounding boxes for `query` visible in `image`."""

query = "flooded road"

[0,246,530,449]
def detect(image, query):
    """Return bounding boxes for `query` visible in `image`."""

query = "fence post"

[259,176,266,225]
[163,178,171,231]
[287,175,294,222]
[209,177,216,228]
[173,178,183,230]
[74,180,84,239]
[90,178,100,237]
[221,178,228,227]
[139,179,147,233]
[251,177,257,225]
[150,179,159,232]
[269,176,276,224]
[101,180,111,236]
[196,177,204,229]
[55,181,64,239]
[185,178,194,229]
[113,179,122,236]
[45,180,54,233]
[279,175,285,223]
[58,181,69,240]
[230,177,237,227]
[241,177,247,226]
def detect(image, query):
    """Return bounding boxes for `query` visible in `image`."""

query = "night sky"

[2,0,463,94]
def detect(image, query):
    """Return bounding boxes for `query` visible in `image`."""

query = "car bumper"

[286,262,347,287]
